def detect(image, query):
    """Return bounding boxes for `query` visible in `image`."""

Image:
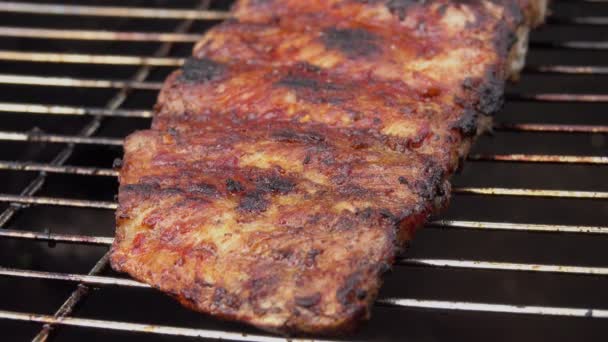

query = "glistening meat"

[111,0,548,335]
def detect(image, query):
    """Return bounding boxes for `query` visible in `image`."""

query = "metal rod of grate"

[1,184,607,213]
[0,155,605,182]
[0,2,231,20]
[1,123,606,149]
[1,25,607,51]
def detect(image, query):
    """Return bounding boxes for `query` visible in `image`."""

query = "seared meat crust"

[111,0,547,335]
[112,123,449,333]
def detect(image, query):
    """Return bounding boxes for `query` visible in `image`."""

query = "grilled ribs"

[111,0,547,335]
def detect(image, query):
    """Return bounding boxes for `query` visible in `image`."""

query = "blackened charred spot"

[271,129,326,144]
[276,74,350,104]
[226,178,244,193]
[305,249,321,267]
[451,107,478,136]
[278,76,343,91]
[412,163,445,200]
[187,183,218,196]
[398,176,408,185]
[379,208,398,225]
[295,293,322,308]
[181,57,225,83]
[336,273,364,306]
[387,0,423,20]
[322,28,380,58]
[333,216,356,231]
[256,175,295,194]
[238,190,269,213]
[462,71,505,115]
[356,207,374,220]
[120,183,160,198]
[212,287,241,310]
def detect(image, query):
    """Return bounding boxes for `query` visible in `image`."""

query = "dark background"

[0,0,606,341]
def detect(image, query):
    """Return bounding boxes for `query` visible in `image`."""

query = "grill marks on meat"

[112,124,449,332]
[111,0,545,335]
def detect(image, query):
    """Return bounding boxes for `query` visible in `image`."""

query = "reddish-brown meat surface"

[111,0,545,335]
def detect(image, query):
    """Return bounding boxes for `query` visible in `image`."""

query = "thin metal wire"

[0,2,232,20]
[549,15,608,25]
[0,187,605,213]
[0,51,183,66]
[0,194,116,210]
[468,154,608,165]
[509,93,608,102]
[496,123,608,134]
[3,153,606,181]
[0,131,123,146]
[0,161,118,177]
[0,229,113,245]
[0,266,147,288]
[525,65,608,75]
[0,310,324,342]
[0,102,151,118]
[454,187,608,199]
[532,40,608,50]
[0,74,162,89]
[398,259,608,275]
[0,27,200,42]
[377,298,608,318]
[429,220,608,234]
[1,124,605,149]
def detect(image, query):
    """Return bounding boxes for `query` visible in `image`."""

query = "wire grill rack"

[0,0,607,341]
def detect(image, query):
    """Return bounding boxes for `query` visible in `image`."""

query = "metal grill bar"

[0,27,200,43]
[454,187,608,199]
[550,15,608,25]
[1,124,604,148]
[532,41,608,50]
[496,123,608,133]
[0,51,183,66]
[0,50,605,78]
[468,154,608,165]
[525,65,608,75]
[7,26,608,52]
[0,161,118,177]
[0,310,322,342]
[2,219,606,249]
[0,229,113,245]
[377,299,608,318]
[1,187,606,212]
[509,93,608,102]
[430,220,608,234]
[2,154,605,181]
[4,255,608,288]
[0,74,162,90]
[0,131,123,146]
[0,305,605,342]
[0,2,232,20]
[0,194,116,209]
[0,267,148,288]
[0,103,151,118]
[398,259,608,275]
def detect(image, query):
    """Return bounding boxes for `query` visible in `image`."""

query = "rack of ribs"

[110,0,548,335]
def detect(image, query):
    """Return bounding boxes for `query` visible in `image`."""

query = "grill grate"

[0,0,607,341]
